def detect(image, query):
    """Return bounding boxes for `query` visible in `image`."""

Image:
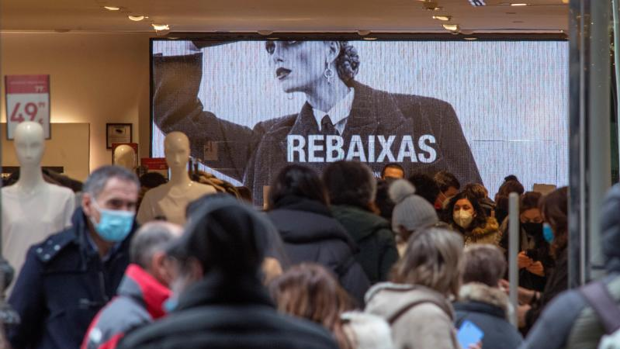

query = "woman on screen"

[153,40,481,205]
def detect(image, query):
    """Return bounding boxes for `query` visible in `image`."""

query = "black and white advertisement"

[152,39,568,204]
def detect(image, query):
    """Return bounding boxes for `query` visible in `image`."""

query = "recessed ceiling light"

[464,37,478,41]
[511,3,528,6]
[442,24,460,31]
[432,15,452,21]
[152,24,170,31]
[128,15,146,21]
[363,37,378,41]
[104,6,120,11]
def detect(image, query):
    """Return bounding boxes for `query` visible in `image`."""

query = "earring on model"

[324,61,335,84]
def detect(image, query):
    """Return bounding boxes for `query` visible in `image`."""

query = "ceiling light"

[464,37,478,41]
[104,6,120,11]
[363,37,378,41]
[128,15,146,21]
[510,3,528,6]
[432,15,452,21]
[442,24,460,31]
[152,24,170,31]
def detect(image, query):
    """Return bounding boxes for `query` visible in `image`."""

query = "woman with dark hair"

[266,164,370,305]
[444,191,501,246]
[323,161,398,284]
[153,40,482,206]
[517,187,569,333]
[499,191,551,291]
[270,264,394,349]
[365,227,464,349]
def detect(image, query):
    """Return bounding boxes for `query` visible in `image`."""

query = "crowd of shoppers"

[3,160,619,349]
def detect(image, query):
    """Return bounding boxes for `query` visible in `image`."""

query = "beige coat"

[365,283,461,349]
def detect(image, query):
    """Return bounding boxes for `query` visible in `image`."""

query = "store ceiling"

[1,0,568,34]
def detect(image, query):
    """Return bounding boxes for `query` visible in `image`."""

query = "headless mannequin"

[2,122,75,293]
[137,132,216,225]
[113,145,137,171]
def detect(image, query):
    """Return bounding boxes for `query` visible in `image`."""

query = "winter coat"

[521,183,620,349]
[454,216,502,247]
[453,283,523,349]
[117,272,339,349]
[153,53,482,206]
[331,205,399,284]
[365,283,460,349]
[8,207,136,349]
[81,264,171,349]
[267,196,370,305]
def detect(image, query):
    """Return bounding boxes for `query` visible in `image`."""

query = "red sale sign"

[5,75,51,139]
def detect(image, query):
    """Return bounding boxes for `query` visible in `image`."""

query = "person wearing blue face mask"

[8,166,141,349]
[515,187,569,335]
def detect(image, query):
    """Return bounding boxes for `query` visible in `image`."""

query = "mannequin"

[137,132,216,225]
[1,122,75,292]
[113,145,137,171]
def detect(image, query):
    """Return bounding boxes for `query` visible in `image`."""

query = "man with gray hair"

[9,165,141,349]
[82,222,182,349]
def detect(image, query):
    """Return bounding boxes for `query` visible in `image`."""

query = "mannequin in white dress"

[1,122,75,290]
[137,132,216,225]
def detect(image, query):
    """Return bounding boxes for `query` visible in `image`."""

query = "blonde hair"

[391,227,464,298]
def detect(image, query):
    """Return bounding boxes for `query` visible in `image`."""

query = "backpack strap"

[387,299,444,325]
[579,281,620,334]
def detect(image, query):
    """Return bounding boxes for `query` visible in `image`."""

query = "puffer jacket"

[365,283,459,349]
[267,196,370,305]
[81,264,171,349]
[454,283,523,349]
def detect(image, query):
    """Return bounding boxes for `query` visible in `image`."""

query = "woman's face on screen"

[265,41,330,94]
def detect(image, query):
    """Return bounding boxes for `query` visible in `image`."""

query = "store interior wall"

[0,32,152,180]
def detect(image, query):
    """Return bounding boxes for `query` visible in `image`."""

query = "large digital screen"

[151,39,568,205]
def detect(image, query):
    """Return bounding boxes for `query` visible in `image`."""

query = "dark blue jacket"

[8,207,136,349]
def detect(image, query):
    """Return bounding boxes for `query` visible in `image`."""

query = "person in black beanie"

[117,194,338,349]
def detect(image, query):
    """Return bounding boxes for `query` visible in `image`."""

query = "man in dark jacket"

[153,49,482,205]
[81,221,182,349]
[520,183,620,349]
[323,161,399,284]
[8,166,140,349]
[117,194,339,349]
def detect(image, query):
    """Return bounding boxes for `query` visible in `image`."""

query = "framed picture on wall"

[106,123,132,149]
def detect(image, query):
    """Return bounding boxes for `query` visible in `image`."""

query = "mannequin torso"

[137,132,215,225]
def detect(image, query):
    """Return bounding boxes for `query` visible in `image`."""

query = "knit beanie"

[389,180,439,232]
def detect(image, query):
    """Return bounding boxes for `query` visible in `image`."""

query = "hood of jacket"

[331,205,391,242]
[601,184,620,273]
[364,282,454,324]
[268,197,358,251]
[117,264,171,320]
[470,217,500,238]
[454,282,509,320]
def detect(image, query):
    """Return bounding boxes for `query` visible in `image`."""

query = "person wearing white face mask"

[8,165,140,349]
[445,191,501,247]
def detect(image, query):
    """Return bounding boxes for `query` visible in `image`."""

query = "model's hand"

[518,287,536,305]
[468,343,482,349]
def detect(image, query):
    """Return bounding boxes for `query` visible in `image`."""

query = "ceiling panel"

[0,0,568,33]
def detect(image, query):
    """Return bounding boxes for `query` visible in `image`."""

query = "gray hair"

[130,222,182,269]
[83,165,140,198]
